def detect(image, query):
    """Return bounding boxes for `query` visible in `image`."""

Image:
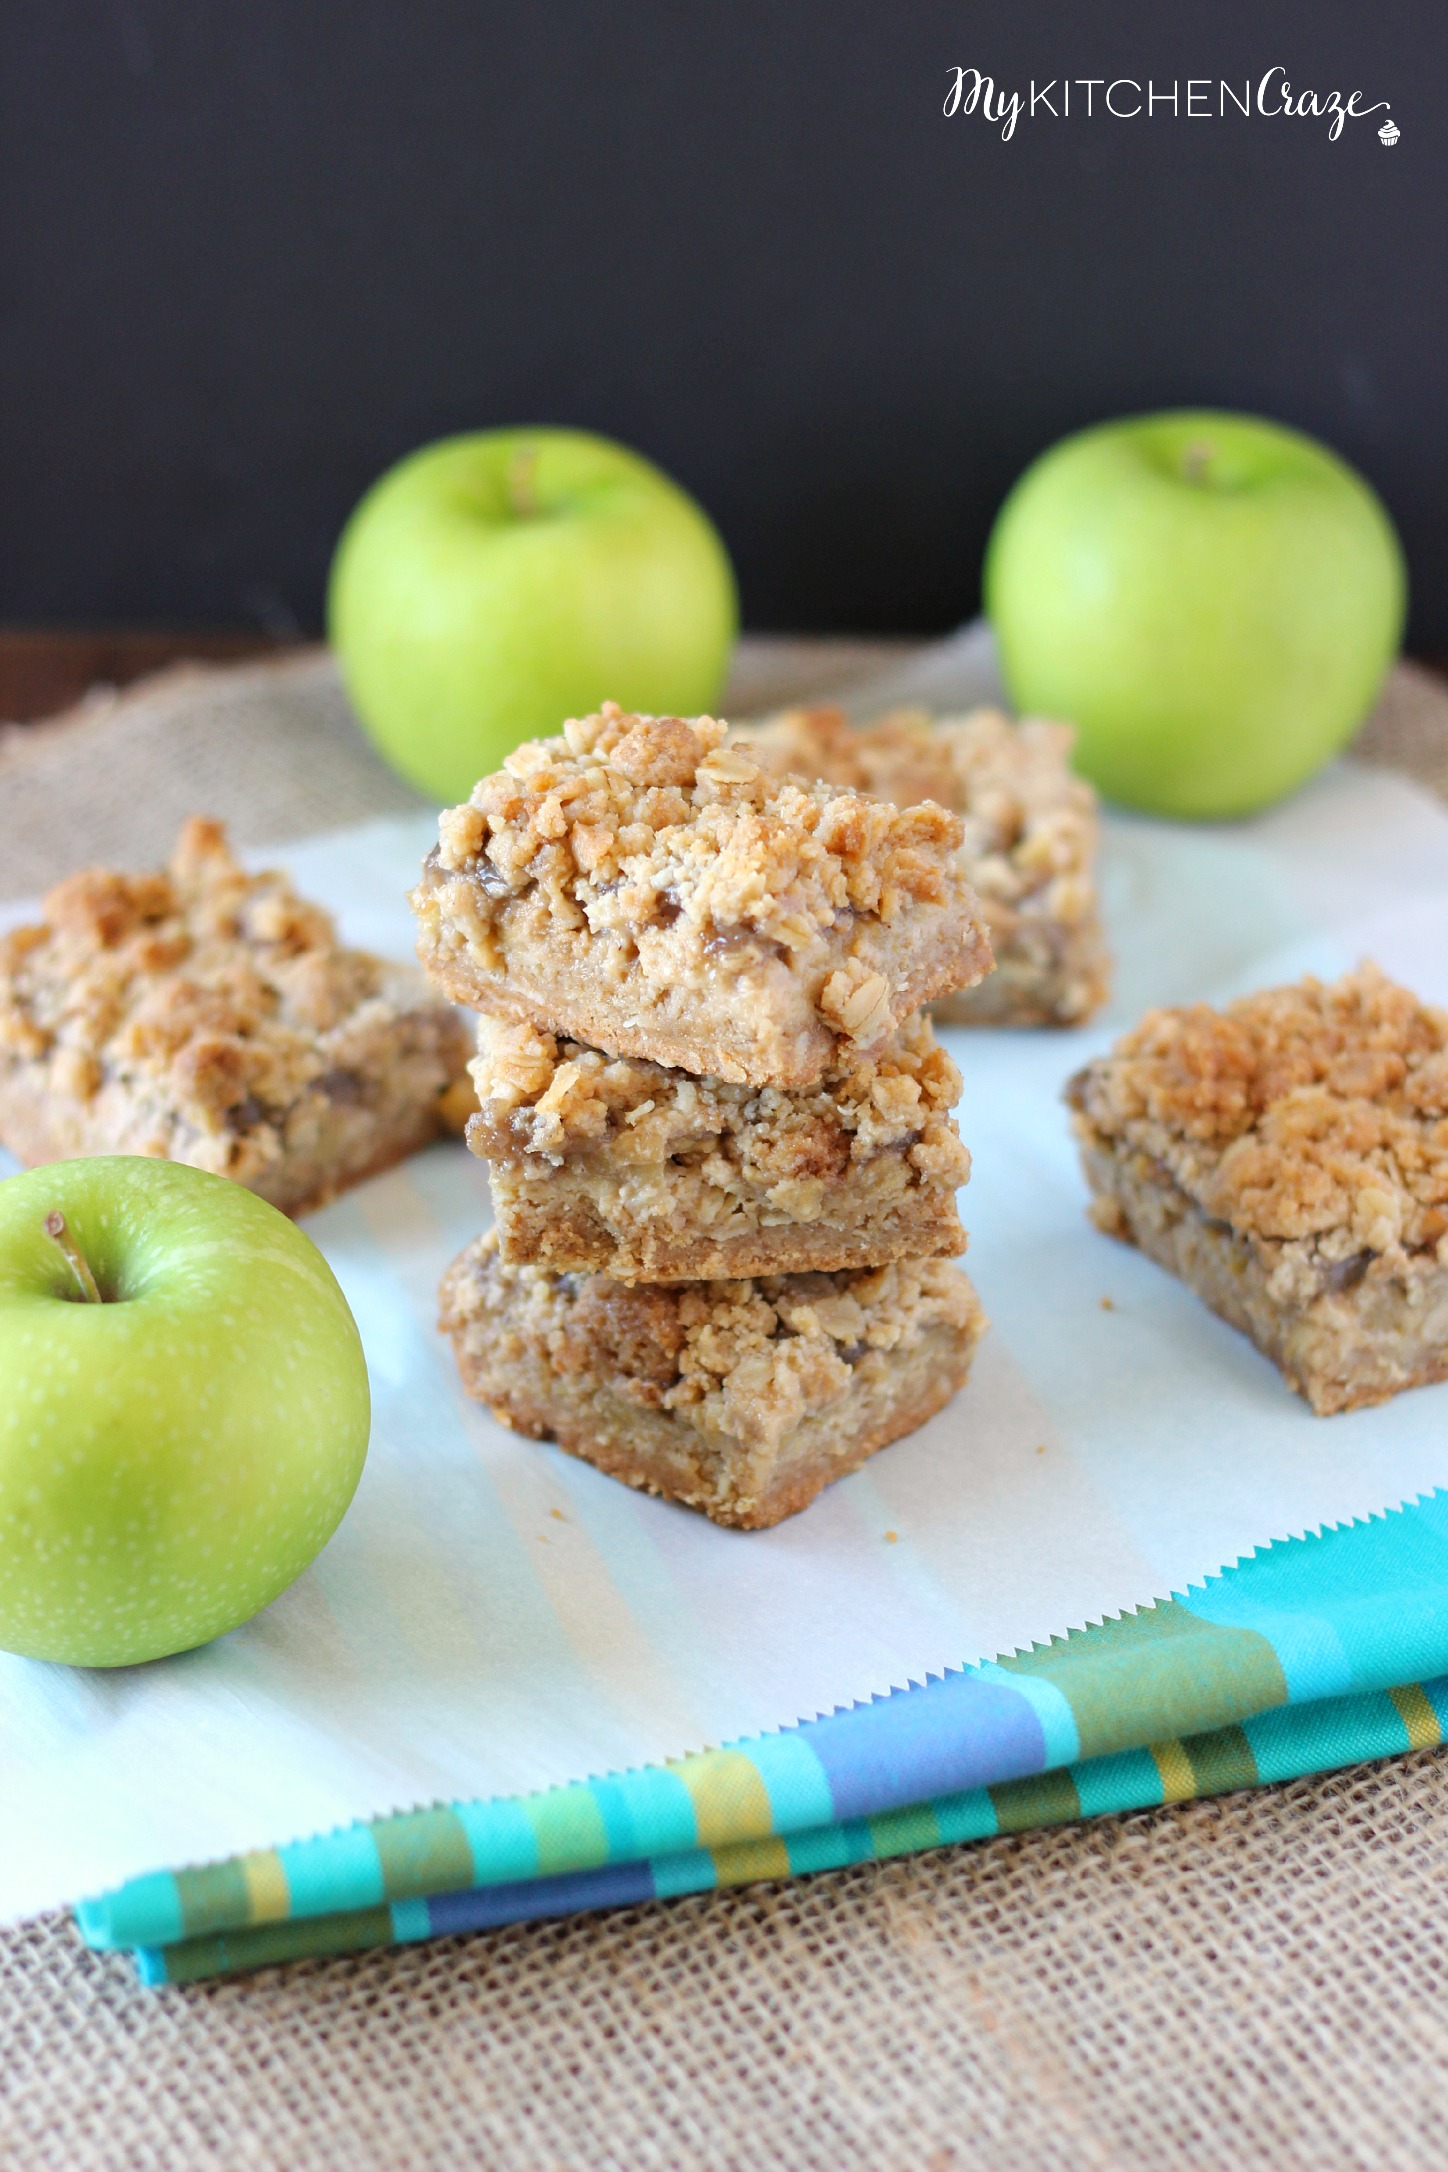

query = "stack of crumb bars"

[411,703,1001,1528]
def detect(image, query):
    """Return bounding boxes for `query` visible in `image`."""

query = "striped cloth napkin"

[81,1490,1448,1980]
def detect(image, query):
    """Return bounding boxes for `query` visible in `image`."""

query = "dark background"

[2,2,1443,643]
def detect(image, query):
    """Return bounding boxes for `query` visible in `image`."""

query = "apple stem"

[506,444,539,520]
[43,1212,104,1304]
[1181,439,1214,484]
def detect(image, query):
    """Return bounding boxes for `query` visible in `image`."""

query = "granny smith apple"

[328,427,739,802]
[984,411,1407,818]
[0,1158,370,1666]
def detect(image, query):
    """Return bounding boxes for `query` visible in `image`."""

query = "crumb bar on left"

[0,817,473,1214]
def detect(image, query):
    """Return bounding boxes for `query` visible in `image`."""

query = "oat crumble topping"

[431,702,966,943]
[414,705,992,1083]
[1069,966,1448,1274]
[734,705,1100,933]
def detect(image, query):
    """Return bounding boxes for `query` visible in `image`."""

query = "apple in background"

[984,411,1407,819]
[328,427,739,803]
[0,1158,370,1667]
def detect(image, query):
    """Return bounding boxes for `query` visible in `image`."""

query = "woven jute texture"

[2,638,1448,2169]
[3,1751,1448,2169]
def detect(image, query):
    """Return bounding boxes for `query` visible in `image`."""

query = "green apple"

[984,411,1407,818]
[328,427,739,802]
[0,1158,370,1667]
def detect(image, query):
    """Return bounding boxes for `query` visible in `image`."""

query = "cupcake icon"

[1379,116,1400,145]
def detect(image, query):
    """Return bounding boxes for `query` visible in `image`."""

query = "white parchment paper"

[2,694,1448,1920]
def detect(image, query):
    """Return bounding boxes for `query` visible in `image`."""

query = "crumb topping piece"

[734,705,1100,930]
[1069,966,1448,1264]
[430,702,971,951]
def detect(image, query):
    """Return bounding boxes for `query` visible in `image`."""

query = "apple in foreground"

[328,427,739,803]
[0,1158,370,1667]
[984,410,1407,818]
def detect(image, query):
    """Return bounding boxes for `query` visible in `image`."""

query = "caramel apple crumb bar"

[1067,965,1448,1414]
[411,703,993,1091]
[468,1008,970,1281]
[0,818,473,1215]
[733,705,1108,1027]
[440,1231,985,1527]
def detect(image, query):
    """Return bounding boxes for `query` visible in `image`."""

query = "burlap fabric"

[2,639,1448,2169]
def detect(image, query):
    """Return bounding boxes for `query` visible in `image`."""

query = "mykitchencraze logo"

[944,68,1395,143]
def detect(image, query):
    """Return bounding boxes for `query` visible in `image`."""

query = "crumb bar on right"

[468,1010,970,1281]
[411,703,994,1090]
[1067,965,1448,1415]
[440,1231,986,1527]
[734,705,1108,1027]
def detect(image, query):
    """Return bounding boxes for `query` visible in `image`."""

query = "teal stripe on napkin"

[137,1670,1443,1984]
